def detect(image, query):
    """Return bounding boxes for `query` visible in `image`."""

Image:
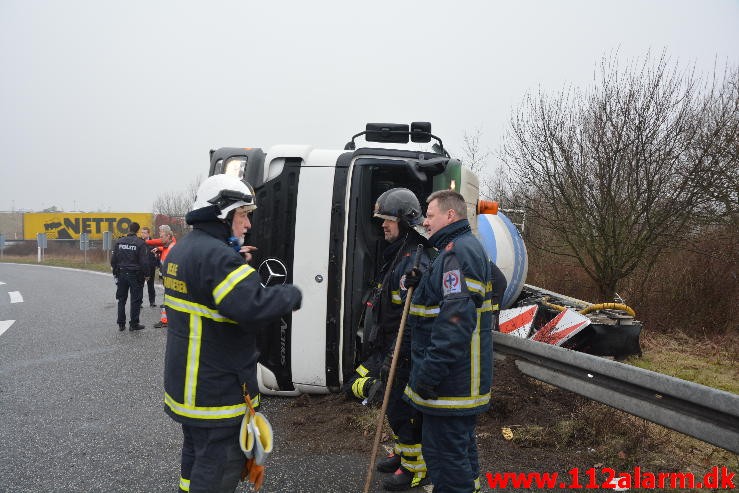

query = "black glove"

[404,267,422,289]
[415,382,438,400]
[292,287,302,311]
[379,353,392,383]
[366,379,384,406]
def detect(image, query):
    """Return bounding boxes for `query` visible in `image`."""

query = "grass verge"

[625,329,738,394]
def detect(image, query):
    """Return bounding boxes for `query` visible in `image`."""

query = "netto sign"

[23,213,153,240]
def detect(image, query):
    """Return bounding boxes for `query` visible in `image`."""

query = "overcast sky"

[1,0,737,213]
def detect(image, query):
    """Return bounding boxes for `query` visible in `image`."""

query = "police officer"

[403,190,506,493]
[162,174,302,493]
[111,221,149,331]
[343,187,432,491]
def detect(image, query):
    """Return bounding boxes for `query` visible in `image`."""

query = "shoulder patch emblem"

[442,269,462,295]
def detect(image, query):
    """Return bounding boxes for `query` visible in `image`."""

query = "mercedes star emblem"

[258,258,288,287]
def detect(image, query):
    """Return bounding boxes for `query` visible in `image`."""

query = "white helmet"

[191,174,257,220]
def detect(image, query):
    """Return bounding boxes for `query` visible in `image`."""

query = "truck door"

[340,151,444,382]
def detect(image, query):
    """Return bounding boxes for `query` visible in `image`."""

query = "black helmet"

[373,188,423,226]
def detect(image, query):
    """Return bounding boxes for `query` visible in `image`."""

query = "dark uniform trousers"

[179,424,244,493]
[145,271,156,305]
[116,270,144,326]
[386,366,423,461]
[422,414,478,493]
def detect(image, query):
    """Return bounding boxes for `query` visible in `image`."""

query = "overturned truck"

[208,122,642,396]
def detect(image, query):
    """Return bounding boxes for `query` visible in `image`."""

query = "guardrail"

[492,331,739,454]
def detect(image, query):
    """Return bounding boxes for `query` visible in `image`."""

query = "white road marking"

[0,281,6,285]
[0,320,15,337]
[9,291,23,303]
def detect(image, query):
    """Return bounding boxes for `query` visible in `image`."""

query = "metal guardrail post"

[492,331,739,454]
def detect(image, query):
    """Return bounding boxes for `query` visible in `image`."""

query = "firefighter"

[162,174,302,493]
[403,190,505,493]
[110,221,149,331]
[343,187,432,491]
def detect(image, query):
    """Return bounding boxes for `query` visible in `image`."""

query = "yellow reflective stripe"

[471,311,481,395]
[465,277,485,296]
[184,315,202,406]
[477,300,492,312]
[401,456,427,472]
[165,296,237,324]
[179,476,190,491]
[404,386,491,409]
[164,392,246,420]
[212,264,255,305]
[391,290,402,305]
[411,473,428,486]
[356,364,369,377]
[396,442,422,454]
[353,377,370,398]
[410,304,440,317]
[251,393,260,409]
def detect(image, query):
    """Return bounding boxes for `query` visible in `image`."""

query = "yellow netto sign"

[23,213,153,240]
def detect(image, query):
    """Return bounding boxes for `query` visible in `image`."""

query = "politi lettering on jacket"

[163,263,187,294]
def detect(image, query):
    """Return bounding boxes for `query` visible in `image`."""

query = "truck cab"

[209,123,482,395]
[209,122,641,395]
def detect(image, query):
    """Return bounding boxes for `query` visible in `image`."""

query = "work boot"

[376,452,401,473]
[382,467,428,491]
[129,323,145,331]
[154,321,168,328]
[118,323,126,331]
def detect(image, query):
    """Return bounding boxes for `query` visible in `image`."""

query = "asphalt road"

[0,263,385,493]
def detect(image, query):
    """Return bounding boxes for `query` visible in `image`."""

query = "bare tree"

[501,51,738,300]
[153,175,203,235]
[459,127,500,200]
[460,127,491,174]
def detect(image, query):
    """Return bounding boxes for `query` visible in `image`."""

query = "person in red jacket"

[147,224,177,327]
[146,224,177,264]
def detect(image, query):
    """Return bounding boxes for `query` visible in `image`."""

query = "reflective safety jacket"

[162,221,301,427]
[404,219,496,416]
[364,229,430,356]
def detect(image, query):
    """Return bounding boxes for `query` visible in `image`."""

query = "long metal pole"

[363,245,422,493]
[362,284,415,493]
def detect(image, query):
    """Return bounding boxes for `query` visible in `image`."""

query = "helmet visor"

[373,212,398,222]
[209,188,257,219]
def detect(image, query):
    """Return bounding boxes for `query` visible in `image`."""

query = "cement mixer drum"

[476,212,528,309]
